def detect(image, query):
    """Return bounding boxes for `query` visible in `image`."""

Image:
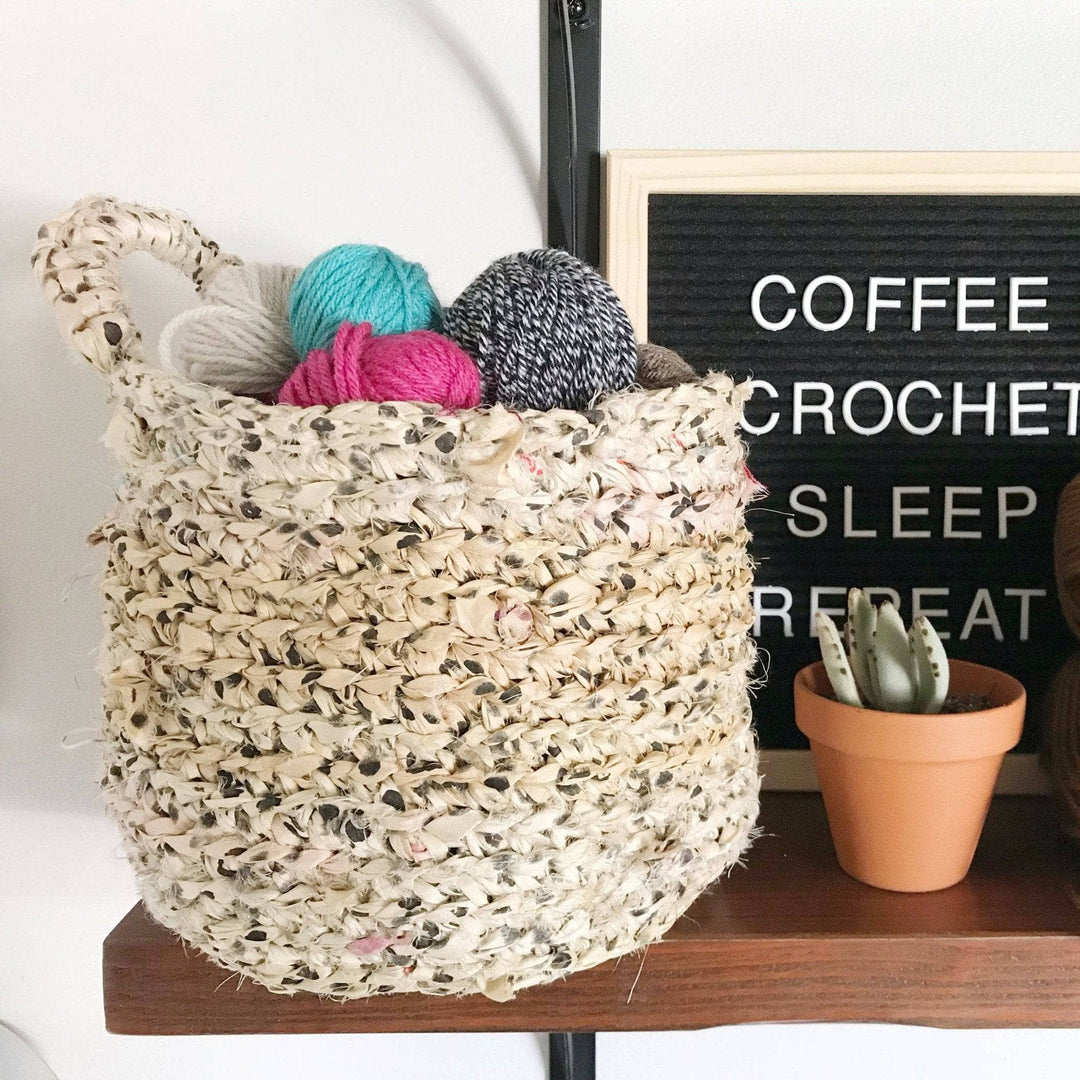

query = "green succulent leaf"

[813,589,952,716]
[816,610,863,707]
[910,615,949,713]
[847,588,878,709]
[870,601,919,712]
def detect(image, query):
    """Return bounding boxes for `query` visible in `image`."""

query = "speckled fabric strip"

[34,197,761,1001]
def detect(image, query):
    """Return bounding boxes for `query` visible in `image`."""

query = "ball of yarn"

[636,342,698,389]
[278,321,480,410]
[1046,474,1080,843]
[1056,474,1080,640]
[444,249,638,411]
[1043,652,1080,843]
[288,244,442,361]
[159,263,300,395]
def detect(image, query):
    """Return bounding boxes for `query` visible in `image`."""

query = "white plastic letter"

[1053,382,1080,436]
[788,485,828,538]
[897,380,943,435]
[998,486,1037,539]
[802,275,854,332]
[842,380,894,436]
[960,588,1004,642]
[893,487,931,539]
[843,486,877,538]
[742,379,780,435]
[1004,588,1047,641]
[753,586,794,637]
[793,382,836,435]
[751,275,797,331]
[810,586,848,637]
[957,277,997,332]
[1008,277,1048,332]
[864,587,901,609]
[912,588,951,639]
[912,277,949,331]
[867,277,905,331]
[952,381,996,436]
[1009,382,1050,436]
[943,486,982,539]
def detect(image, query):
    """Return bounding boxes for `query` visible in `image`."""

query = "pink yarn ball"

[278,321,481,410]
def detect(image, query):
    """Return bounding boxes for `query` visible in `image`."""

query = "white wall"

[2,2,1079,1077]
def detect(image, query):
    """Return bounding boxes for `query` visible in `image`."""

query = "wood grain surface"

[103,793,1080,1034]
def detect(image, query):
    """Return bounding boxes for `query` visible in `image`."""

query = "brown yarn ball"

[636,342,697,389]
[1043,652,1080,843]
[1046,473,1080,840]
[1055,474,1080,640]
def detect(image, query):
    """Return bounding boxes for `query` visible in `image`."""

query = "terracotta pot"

[794,659,1025,892]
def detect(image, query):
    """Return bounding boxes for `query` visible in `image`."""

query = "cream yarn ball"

[159,262,300,395]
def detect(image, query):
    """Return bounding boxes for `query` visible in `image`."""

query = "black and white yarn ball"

[444,249,639,411]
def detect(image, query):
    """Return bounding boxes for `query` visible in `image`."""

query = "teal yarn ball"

[288,244,442,360]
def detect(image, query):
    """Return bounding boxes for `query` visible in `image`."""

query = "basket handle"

[33,195,241,376]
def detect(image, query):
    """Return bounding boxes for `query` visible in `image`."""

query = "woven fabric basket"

[35,196,760,1001]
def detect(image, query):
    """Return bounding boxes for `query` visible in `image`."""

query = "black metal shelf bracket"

[547,0,601,266]
[549,1031,597,1080]
[545,6,601,1071]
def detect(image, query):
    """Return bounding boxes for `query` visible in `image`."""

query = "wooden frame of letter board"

[604,150,1080,795]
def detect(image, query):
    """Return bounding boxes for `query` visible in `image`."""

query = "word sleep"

[785,484,1036,540]
[743,380,1080,437]
[750,275,1049,333]
[753,585,1047,642]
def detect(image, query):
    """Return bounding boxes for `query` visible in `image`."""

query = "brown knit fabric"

[1043,652,1080,842]
[1055,475,1080,640]
[1046,474,1080,840]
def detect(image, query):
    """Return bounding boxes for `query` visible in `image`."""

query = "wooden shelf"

[104,793,1080,1034]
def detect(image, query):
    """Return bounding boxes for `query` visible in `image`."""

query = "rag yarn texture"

[637,342,698,390]
[35,197,760,1002]
[279,321,480,410]
[444,248,638,411]
[289,243,442,361]
[159,262,300,396]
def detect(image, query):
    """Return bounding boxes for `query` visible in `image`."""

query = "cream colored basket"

[35,196,760,1001]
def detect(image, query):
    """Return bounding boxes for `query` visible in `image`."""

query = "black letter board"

[647,192,1079,751]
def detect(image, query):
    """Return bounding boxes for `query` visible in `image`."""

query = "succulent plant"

[815,588,949,713]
